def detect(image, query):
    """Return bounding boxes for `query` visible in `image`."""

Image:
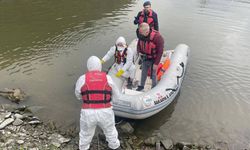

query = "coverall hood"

[116,36,126,51]
[87,56,102,71]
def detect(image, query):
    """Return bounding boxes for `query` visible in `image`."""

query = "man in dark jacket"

[136,23,164,91]
[134,1,159,31]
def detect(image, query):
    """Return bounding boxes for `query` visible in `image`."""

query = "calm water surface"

[1,0,250,148]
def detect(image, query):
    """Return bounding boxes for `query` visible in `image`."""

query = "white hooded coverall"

[102,37,135,79]
[75,56,120,150]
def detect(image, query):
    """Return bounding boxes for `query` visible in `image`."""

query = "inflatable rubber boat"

[108,39,190,119]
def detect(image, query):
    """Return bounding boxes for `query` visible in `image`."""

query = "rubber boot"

[127,78,133,89]
[136,86,144,91]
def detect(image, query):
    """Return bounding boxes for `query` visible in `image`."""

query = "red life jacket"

[114,47,127,64]
[138,9,155,30]
[81,71,112,109]
[138,30,157,59]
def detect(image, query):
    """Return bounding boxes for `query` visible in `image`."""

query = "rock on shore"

[1,104,231,150]
[0,104,75,149]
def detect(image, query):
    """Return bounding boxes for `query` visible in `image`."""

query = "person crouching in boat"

[101,36,136,89]
[136,23,164,91]
[75,56,121,150]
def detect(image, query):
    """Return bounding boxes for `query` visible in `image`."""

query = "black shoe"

[136,86,144,91]
[127,80,133,90]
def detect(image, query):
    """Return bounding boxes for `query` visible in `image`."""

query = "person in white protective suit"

[75,56,120,150]
[101,36,136,89]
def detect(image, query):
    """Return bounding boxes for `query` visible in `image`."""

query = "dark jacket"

[137,30,164,65]
[134,10,159,31]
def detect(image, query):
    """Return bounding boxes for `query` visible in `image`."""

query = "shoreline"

[0,104,232,150]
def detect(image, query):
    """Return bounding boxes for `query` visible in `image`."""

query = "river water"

[1,0,250,148]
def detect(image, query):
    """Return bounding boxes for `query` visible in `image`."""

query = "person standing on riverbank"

[134,0,159,31]
[75,56,120,150]
[136,23,164,91]
[101,36,135,89]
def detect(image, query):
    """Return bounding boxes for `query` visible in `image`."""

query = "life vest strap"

[83,99,112,104]
[81,90,112,95]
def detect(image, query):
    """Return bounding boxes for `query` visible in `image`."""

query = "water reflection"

[0,0,134,73]
[134,94,179,137]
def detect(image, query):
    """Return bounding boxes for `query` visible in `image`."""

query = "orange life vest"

[81,71,112,109]
[157,58,171,81]
[138,30,157,59]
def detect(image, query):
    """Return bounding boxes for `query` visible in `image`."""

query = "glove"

[115,69,124,77]
[100,59,105,64]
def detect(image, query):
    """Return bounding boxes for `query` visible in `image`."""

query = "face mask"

[117,46,125,51]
